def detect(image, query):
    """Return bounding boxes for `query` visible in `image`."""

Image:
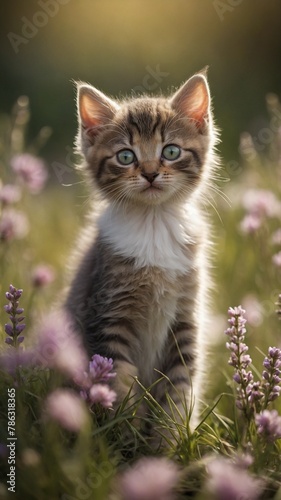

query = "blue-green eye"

[117,149,135,166]
[162,144,181,161]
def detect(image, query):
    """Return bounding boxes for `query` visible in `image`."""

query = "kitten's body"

[65,73,218,433]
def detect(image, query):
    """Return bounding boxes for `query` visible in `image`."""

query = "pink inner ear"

[80,94,100,129]
[189,81,209,127]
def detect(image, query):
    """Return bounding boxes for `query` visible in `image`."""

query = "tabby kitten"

[65,71,218,432]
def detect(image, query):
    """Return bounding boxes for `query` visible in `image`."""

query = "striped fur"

[65,72,219,435]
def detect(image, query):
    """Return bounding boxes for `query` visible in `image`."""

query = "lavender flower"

[119,457,179,500]
[225,306,262,417]
[88,384,117,409]
[11,153,48,194]
[0,209,29,241]
[4,285,25,348]
[226,306,281,418]
[0,184,21,206]
[255,409,281,442]
[31,264,55,288]
[0,349,35,375]
[44,389,88,432]
[206,456,263,500]
[89,354,116,383]
[261,347,281,405]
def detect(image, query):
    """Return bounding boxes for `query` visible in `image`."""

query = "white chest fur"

[98,203,196,273]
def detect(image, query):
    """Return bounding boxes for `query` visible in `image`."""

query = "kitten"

[65,71,219,436]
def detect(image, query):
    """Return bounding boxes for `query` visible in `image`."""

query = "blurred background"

[1,0,281,162]
[1,0,281,402]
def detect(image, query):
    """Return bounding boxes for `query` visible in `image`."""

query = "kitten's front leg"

[154,319,199,444]
[112,357,139,408]
[92,341,144,442]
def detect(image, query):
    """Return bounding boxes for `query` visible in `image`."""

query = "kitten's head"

[76,72,218,206]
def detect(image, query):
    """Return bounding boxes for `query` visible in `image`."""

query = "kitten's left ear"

[170,74,210,132]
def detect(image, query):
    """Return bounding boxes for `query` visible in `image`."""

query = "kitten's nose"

[141,172,159,184]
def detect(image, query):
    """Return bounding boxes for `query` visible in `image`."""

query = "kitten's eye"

[117,149,135,166]
[162,144,181,161]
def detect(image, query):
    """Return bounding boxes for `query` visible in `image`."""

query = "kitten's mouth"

[142,185,162,192]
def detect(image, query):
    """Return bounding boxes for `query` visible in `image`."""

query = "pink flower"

[35,311,88,381]
[89,384,116,408]
[242,189,281,218]
[206,457,263,500]
[44,389,88,432]
[11,154,48,194]
[271,228,281,245]
[31,264,55,288]
[239,213,262,234]
[242,295,263,327]
[0,184,21,205]
[119,457,179,500]
[0,209,29,241]
[272,251,281,267]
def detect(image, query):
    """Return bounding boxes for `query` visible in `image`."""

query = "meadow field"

[0,86,281,499]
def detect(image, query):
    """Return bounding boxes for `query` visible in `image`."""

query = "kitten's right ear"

[77,83,119,151]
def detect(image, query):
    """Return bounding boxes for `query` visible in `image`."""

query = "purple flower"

[44,389,88,432]
[89,384,117,408]
[34,311,88,381]
[119,457,179,500]
[0,209,29,241]
[0,349,35,375]
[31,264,55,288]
[255,410,281,442]
[206,457,263,500]
[261,346,281,404]
[246,381,263,405]
[89,354,116,383]
[78,354,117,407]
[225,306,262,417]
[272,251,281,268]
[0,184,21,205]
[3,284,26,348]
[11,153,48,194]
